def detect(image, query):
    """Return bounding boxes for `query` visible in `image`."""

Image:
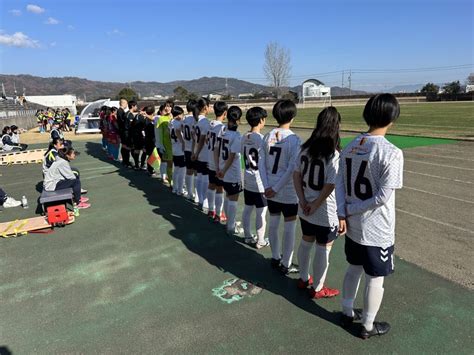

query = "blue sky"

[0,0,472,90]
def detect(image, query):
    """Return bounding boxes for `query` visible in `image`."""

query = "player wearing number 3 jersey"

[336,94,404,339]
[260,100,301,275]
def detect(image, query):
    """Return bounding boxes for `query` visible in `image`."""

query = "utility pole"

[348,69,352,96]
[341,70,344,88]
[225,77,228,96]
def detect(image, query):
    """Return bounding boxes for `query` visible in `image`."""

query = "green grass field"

[290,102,474,139]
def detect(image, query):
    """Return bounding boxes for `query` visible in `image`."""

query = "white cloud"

[67,25,75,31]
[45,17,59,25]
[50,41,57,47]
[9,9,22,16]
[26,4,45,14]
[0,31,40,48]
[107,29,123,36]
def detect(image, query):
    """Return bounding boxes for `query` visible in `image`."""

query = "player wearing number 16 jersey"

[337,94,403,339]
[259,100,301,275]
[293,107,341,300]
[241,107,269,249]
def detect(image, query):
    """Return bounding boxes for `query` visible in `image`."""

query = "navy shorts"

[184,151,194,170]
[244,189,267,208]
[223,181,243,196]
[345,236,394,277]
[208,170,223,187]
[267,200,298,218]
[173,155,186,168]
[195,160,208,175]
[300,218,338,244]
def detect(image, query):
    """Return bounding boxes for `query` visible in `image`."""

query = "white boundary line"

[404,151,474,162]
[405,170,473,185]
[403,186,474,205]
[396,208,474,235]
[405,159,474,171]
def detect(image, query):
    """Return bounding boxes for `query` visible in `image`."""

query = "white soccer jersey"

[337,134,404,248]
[182,115,195,153]
[218,129,242,184]
[206,120,224,171]
[169,118,184,156]
[195,115,210,162]
[295,149,339,227]
[260,128,301,204]
[241,131,265,193]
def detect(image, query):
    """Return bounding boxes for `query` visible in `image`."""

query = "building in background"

[25,95,77,114]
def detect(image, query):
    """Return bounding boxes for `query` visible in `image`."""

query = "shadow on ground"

[85,141,360,337]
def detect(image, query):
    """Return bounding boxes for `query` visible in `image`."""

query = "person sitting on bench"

[1,126,25,151]
[10,125,28,151]
[43,146,90,214]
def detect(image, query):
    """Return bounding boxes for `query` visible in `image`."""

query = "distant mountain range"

[0,74,368,100]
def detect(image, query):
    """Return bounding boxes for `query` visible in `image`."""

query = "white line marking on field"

[396,208,474,235]
[82,174,110,180]
[81,166,117,172]
[405,170,473,184]
[405,159,474,171]
[403,186,474,204]
[404,151,474,162]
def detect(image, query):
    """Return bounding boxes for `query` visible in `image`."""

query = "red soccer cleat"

[220,212,227,223]
[80,197,89,203]
[308,286,340,299]
[207,211,216,220]
[297,275,314,289]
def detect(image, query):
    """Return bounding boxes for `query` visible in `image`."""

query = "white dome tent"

[75,99,120,134]
[301,79,331,107]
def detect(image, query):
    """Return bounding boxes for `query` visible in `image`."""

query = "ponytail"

[193,97,210,120]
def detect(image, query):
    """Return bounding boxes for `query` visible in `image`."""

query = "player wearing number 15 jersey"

[241,107,269,249]
[260,100,301,275]
[216,106,243,236]
[337,94,403,339]
[293,107,341,300]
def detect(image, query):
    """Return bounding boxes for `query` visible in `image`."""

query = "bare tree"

[263,42,291,98]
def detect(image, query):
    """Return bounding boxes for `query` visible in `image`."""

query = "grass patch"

[341,135,457,149]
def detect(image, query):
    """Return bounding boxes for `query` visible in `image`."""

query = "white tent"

[75,99,120,134]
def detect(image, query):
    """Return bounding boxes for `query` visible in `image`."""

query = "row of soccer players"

[165,95,403,339]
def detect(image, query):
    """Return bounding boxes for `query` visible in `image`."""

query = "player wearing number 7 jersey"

[336,94,403,339]
[259,100,301,275]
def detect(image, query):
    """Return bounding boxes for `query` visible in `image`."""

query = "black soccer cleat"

[340,308,363,329]
[279,263,299,275]
[271,258,281,269]
[360,321,391,339]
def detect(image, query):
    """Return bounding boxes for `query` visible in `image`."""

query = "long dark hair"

[301,106,341,162]
[193,97,210,120]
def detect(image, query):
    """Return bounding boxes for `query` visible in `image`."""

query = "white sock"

[281,220,297,268]
[177,167,186,194]
[362,275,385,331]
[215,192,224,216]
[160,162,167,178]
[201,175,209,208]
[313,244,331,291]
[256,206,267,244]
[297,240,313,282]
[185,174,194,198]
[342,264,364,317]
[223,198,228,217]
[268,214,281,260]
[196,173,203,204]
[226,200,238,232]
[207,189,216,213]
[242,204,253,238]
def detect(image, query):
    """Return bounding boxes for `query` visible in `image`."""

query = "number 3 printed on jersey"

[243,146,258,170]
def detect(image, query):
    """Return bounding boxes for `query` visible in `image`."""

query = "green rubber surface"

[0,140,472,353]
